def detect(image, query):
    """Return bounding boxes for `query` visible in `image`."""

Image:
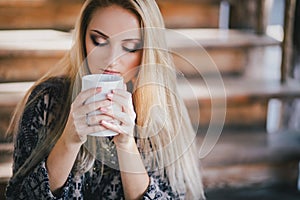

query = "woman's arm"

[116,138,150,200]
[46,87,112,193]
[46,134,82,194]
[6,81,76,199]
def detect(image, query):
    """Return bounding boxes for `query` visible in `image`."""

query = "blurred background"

[0,0,300,199]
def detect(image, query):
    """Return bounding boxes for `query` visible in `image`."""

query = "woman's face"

[85,5,142,83]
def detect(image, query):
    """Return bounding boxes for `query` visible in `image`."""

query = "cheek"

[85,37,102,72]
[121,52,142,82]
[86,47,107,73]
[124,52,142,70]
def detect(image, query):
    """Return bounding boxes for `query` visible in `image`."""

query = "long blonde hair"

[7,0,204,199]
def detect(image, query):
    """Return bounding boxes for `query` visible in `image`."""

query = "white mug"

[82,74,124,136]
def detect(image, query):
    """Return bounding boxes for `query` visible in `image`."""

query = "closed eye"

[123,46,138,53]
[90,34,109,47]
[122,41,142,53]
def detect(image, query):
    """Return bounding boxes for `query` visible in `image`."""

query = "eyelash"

[91,35,107,47]
[123,47,138,53]
[123,43,142,53]
[90,35,141,53]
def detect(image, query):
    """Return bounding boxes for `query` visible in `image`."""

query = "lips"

[103,70,121,76]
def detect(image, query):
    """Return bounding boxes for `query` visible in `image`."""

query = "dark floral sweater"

[6,77,184,200]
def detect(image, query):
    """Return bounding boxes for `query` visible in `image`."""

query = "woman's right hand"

[60,87,113,146]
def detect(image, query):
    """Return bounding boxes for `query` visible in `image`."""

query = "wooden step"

[0,0,85,30]
[198,129,300,189]
[0,82,33,142]
[178,77,300,128]
[166,29,280,77]
[0,29,280,82]
[206,184,300,200]
[156,0,220,28]
[0,143,13,163]
[0,30,71,82]
[0,143,13,200]
[0,0,221,30]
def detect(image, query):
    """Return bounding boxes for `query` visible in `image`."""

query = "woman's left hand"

[99,85,136,147]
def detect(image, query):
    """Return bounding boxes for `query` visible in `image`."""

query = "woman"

[6,0,205,199]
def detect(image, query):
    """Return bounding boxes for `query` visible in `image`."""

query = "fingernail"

[99,107,107,112]
[100,120,108,125]
[107,93,113,98]
[96,87,102,92]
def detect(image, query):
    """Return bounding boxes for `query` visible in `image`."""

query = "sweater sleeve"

[6,159,74,200]
[142,170,184,200]
[137,140,185,200]
[6,79,77,200]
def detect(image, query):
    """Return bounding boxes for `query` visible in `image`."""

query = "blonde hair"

[7,0,204,199]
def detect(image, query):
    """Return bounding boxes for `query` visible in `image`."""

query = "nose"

[106,44,122,69]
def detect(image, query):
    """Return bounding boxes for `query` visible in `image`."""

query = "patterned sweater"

[6,77,184,200]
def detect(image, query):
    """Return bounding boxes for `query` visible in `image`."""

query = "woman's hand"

[99,85,136,147]
[61,87,113,146]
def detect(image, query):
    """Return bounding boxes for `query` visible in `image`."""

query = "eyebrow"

[123,38,142,42]
[91,29,141,41]
[91,30,109,39]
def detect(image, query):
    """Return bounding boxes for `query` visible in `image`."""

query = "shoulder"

[29,76,71,101]
[23,76,71,115]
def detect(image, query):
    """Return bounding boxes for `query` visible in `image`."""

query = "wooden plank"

[0,160,12,199]
[179,78,300,103]
[0,0,221,30]
[0,106,15,142]
[0,82,33,106]
[0,82,33,142]
[206,184,300,199]
[166,29,280,49]
[203,162,299,189]
[157,1,220,28]
[0,30,71,82]
[167,29,280,77]
[172,48,247,76]
[0,56,63,82]
[0,0,85,30]
[293,0,300,78]
[199,129,300,188]
[199,129,300,166]
[179,77,300,128]
[229,0,273,34]
[0,143,13,163]
[281,0,297,82]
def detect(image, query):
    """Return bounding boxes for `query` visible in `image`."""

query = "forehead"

[88,5,141,39]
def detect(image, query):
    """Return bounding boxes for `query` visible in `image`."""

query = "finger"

[76,100,112,116]
[111,88,131,99]
[87,114,114,126]
[100,120,126,135]
[73,87,102,107]
[100,110,131,126]
[75,116,109,134]
[107,91,133,113]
